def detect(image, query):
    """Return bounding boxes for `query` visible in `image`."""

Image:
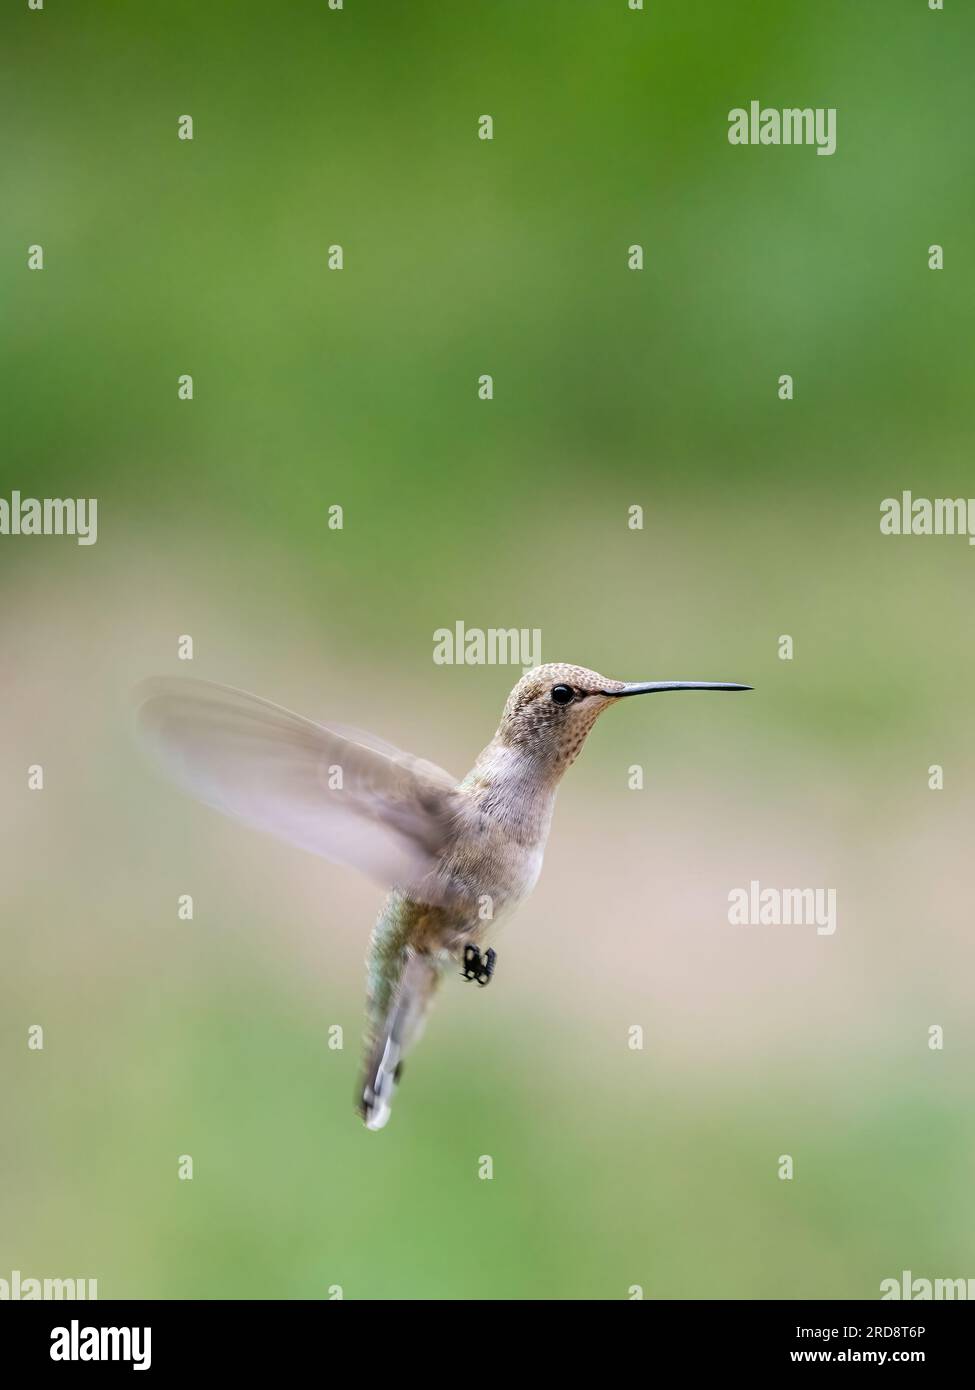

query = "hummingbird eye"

[550,684,574,706]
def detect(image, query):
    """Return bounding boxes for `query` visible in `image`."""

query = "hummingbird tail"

[358,949,441,1131]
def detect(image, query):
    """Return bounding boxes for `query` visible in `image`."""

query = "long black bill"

[606,681,753,696]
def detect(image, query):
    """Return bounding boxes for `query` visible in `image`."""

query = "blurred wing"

[134,678,462,903]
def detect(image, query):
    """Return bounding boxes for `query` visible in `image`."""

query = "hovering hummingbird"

[136,664,750,1129]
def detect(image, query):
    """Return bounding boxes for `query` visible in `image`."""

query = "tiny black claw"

[479,948,496,987]
[461,944,497,987]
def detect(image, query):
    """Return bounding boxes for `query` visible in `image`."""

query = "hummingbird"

[136,664,750,1129]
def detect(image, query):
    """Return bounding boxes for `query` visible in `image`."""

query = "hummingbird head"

[495,663,752,772]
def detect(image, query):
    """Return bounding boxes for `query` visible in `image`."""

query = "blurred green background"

[2,0,974,1299]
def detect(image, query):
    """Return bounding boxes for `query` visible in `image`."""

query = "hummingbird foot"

[461,944,496,987]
